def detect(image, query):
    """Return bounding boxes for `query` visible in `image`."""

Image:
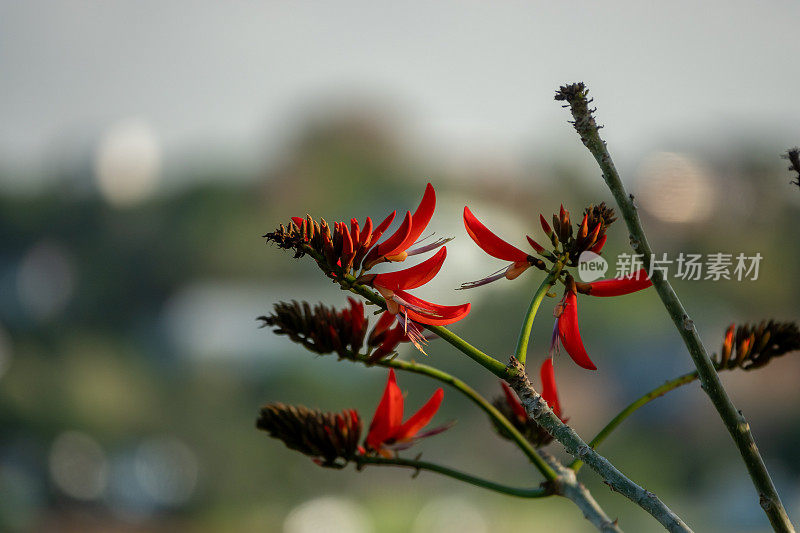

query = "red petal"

[540,358,562,418]
[405,305,471,326]
[393,388,443,441]
[394,183,436,253]
[500,381,527,423]
[371,211,397,245]
[539,214,552,237]
[372,247,447,291]
[587,269,652,297]
[589,235,607,254]
[557,291,597,370]
[291,216,305,228]
[394,289,471,326]
[374,211,413,258]
[350,218,361,245]
[360,217,374,248]
[463,207,529,262]
[526,235,544,254]
[366,369,404,449]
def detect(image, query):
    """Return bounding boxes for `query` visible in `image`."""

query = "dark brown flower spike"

[257,403,362,468]
[715,320,800,371]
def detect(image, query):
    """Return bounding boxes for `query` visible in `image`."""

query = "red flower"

[461,206,545,288]
[363,183,448,268]
[361,246,471,352]
[365,369,449,457]
[553,272,652,370]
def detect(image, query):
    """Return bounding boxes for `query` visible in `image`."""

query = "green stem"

[374,357,558,481]
[515,264,563,366]
[557,82,794,533]
[571,371,699,472]
[355,455,548,498]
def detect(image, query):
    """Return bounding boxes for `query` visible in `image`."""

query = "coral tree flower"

[461,206,547,288]
[365,369,449,457]
[494,358,564,447]
[360,246,471,352]
[554,272,652,370]
[269,183,450,277]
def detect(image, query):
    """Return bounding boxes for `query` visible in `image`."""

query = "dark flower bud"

[257,403,362,468]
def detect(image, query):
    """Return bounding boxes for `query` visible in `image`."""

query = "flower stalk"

[515,262,564,366]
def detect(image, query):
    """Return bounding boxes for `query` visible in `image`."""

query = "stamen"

[406,237,454,257]
[396,314,429,354]
[391,294,444,317]
[458,266,508,290]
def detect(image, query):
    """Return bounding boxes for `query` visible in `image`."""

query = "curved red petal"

[371,310,396,337]
[372,247,447,291]
[540,358,562,418]
[360,217,374,248]
[526,235,544,254]
[557,292,597,370]
[589,234,607,254]
[588,269,652,297]
[393,289,470,318]
[350,218,361,245]
[375,211,413,258]
[539,214,552,237]
[371,211,396,244]
[393,388,443,441]
[366,369,404,449]
[369,326,406,362]
[291,216,305,228]
[395,183,436,253]
[463,207,529,263]
[500,381,527,423]
[405,303,471,326]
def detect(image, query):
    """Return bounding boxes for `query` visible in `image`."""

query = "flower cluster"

[462,202,652,370]
[259,298,415,362]
[265,183,470,352]
[256,403,362,468]
[715,320,800,371]
[492,358,564,447]
[257,370,448,465]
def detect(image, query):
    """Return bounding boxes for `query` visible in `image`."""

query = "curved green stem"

[355,455,549,498]
[374,357,558,481]
[515,263,563,366]
[570,370,699,472]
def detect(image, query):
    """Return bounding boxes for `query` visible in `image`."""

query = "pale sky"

[1,1,799,184]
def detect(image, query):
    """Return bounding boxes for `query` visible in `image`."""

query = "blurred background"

[1,2,799,532]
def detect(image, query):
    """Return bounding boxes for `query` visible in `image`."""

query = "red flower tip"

[372,211,397,244]
[589,234,607,254]
[540,358,563,418]
[539,214,553,237]
[526,235,545,254]
[463,206,529,263]
[557,291,597,370]
[291,216,305,228]
[587,268,652,297]
[371,247,447,291]
[578,214,589,239]
[397,182,436,254]
[372,211,413,260]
